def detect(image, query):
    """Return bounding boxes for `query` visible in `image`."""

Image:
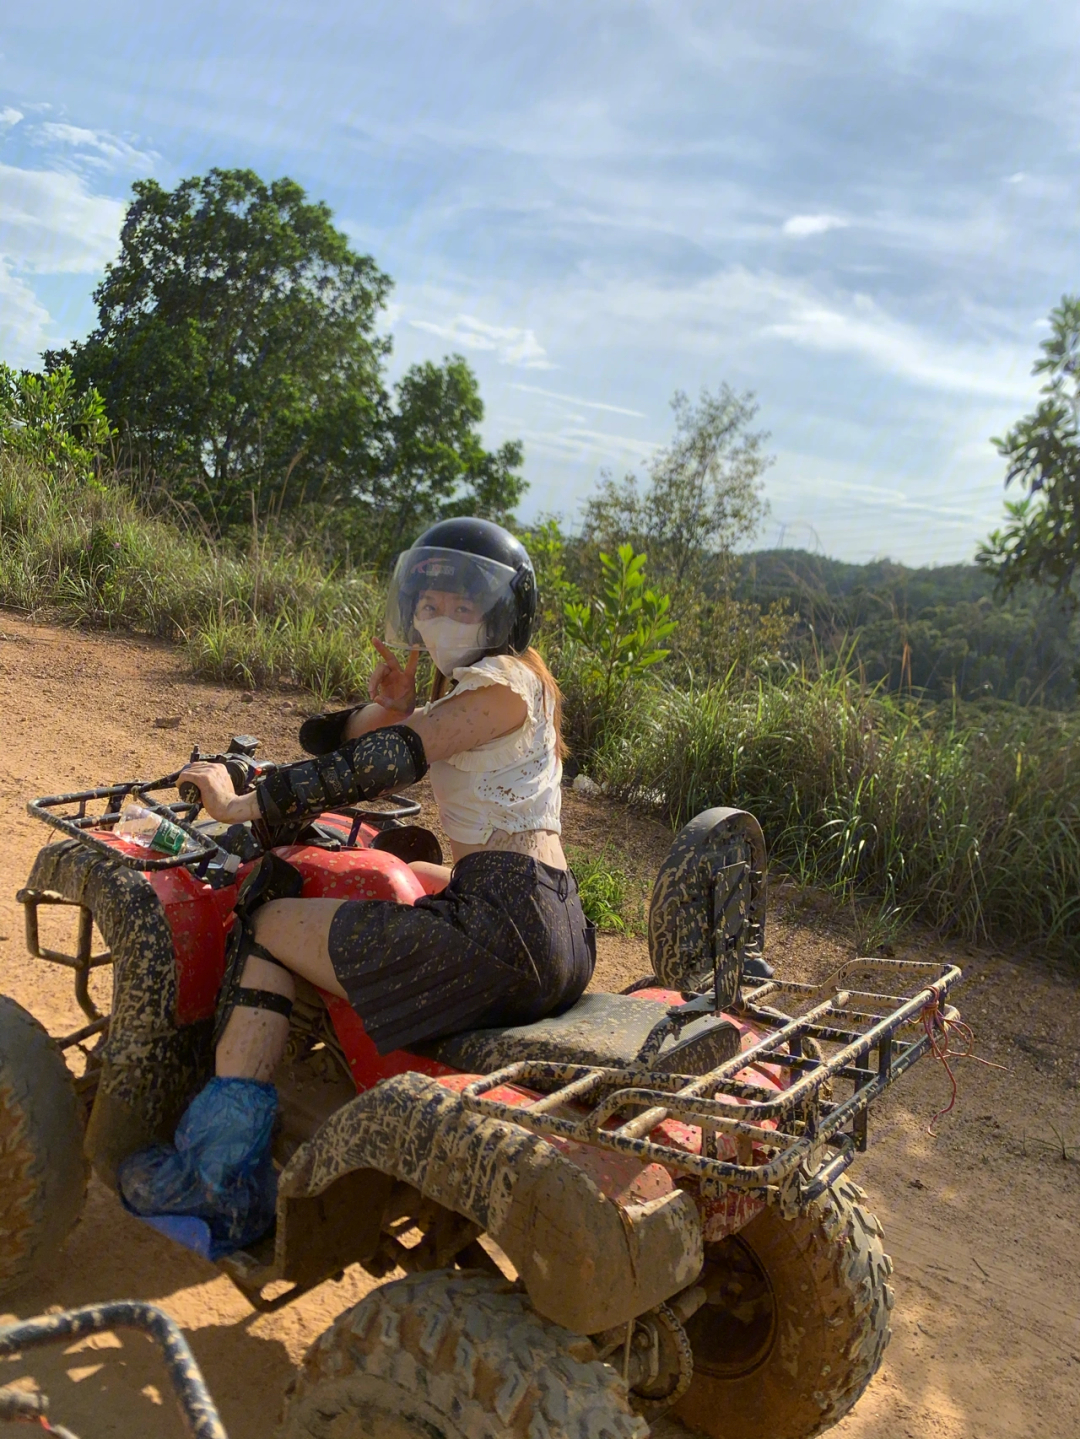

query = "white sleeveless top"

[423,654,562,844]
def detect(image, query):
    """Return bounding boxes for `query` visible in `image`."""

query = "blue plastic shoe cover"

[118,1076,278,1257]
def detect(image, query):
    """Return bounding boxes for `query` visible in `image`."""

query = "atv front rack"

[27,782,224,872]
[462,957,962,1202]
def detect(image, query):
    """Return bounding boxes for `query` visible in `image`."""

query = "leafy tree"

[367,355,526,561]
[0,364,112,483]
[735,549,1080,706]
[58,169,526,542]
[581,385,771,588]
[564,544,676,737]
[979,296,1080,605]
[60,169,390,526]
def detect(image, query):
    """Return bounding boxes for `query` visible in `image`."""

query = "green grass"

[591,671,1080,961]
[0,456,383,699]
[568,848,634,932]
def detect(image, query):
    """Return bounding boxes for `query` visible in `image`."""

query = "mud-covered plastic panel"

[275,1070,704,1333]
[20,841,215,1188]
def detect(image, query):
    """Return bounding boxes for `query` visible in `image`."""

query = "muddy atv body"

[2,740,961,1439]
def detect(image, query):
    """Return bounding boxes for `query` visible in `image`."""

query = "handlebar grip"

[178,781,201,804]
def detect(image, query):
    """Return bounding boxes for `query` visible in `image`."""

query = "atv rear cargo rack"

[462,957,961,1202]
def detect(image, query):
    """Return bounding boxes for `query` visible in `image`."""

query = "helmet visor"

[385,546,519,650]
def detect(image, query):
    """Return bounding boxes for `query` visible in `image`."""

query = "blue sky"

[2,1,1078,564]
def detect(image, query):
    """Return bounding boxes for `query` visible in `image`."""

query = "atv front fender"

[20,842,214,1185]
[276,1071,703,1333]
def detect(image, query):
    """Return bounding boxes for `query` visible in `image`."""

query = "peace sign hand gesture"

[369,639,420,713]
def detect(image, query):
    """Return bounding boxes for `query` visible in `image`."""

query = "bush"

[568,849,634,933]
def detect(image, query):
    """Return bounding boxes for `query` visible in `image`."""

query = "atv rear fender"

[269,1071,704,1334]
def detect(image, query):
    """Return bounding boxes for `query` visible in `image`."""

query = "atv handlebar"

[172,750,270,805]
[27,730,426,877]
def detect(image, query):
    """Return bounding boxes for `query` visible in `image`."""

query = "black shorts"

[327,850,596,1055]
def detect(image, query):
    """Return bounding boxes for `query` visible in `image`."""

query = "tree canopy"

[581,384,770,588]
[979,296,1080,605]
[371,356,525,558]
[58,168,524,551]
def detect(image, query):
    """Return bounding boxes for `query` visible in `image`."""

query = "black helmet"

[385,517,537,657]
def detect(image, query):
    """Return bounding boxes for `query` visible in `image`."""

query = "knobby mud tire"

[649,807,767,1002]
[0,995,88,1299]
[675,1180,893,1439]
[279,1269,648,1439]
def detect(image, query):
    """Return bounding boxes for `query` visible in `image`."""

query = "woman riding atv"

[118,518,594,1251]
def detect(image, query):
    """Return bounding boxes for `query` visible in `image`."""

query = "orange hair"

[517,647,569,761]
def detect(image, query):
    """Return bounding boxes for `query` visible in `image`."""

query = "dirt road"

[0,615,1077,1439]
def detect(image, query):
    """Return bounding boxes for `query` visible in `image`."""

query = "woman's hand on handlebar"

[369,639,419,713]
[178,761,260,825]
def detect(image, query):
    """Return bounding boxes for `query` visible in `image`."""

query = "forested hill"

[732,550,1080,708]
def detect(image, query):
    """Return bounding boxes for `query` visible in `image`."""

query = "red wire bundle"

[921,1000,1009,1136]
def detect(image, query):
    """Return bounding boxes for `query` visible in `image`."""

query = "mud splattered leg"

[215,953,294,1083]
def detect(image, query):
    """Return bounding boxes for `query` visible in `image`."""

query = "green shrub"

[568,849,633,933]
[0,364,111,483]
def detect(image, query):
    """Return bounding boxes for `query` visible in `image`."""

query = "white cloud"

[764,288,1029,399]
[0,258,52,366]
[508,382,645,417]
[547,265,1035,403]
[37,121,156,172]
[408,313,554,368]
[0,107,23,129]
[514,423,657,468]
[782,213,850,238]
[0,162,125,272]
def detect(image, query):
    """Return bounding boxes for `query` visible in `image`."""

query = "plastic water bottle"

[116,799,190,857]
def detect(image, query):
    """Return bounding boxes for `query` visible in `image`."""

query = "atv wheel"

[675,1180,893,1439]
[0,995,88,1299]
[279,1269,648,1439]
[649,807,767,1002]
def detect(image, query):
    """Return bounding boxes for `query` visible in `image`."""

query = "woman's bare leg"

[215,898,347,1080]
[410,860,453,894]
[215,953,293,1081]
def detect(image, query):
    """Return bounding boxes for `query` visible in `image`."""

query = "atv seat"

[423,991,741,1076]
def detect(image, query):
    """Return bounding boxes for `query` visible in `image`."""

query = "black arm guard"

[298,705,365,756]
[256,724,428,826]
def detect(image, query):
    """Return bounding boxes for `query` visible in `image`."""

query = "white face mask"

[416,616,487,675]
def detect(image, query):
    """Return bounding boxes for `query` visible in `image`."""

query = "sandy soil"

[0,613,1077,1439]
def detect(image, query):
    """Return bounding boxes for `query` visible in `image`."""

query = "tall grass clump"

[593,668,1080,960]
[0,455,383,698]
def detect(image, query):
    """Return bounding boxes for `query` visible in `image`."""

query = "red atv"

[1,735,960,1439]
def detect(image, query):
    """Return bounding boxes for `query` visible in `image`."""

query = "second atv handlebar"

[0,1302,227,1439]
